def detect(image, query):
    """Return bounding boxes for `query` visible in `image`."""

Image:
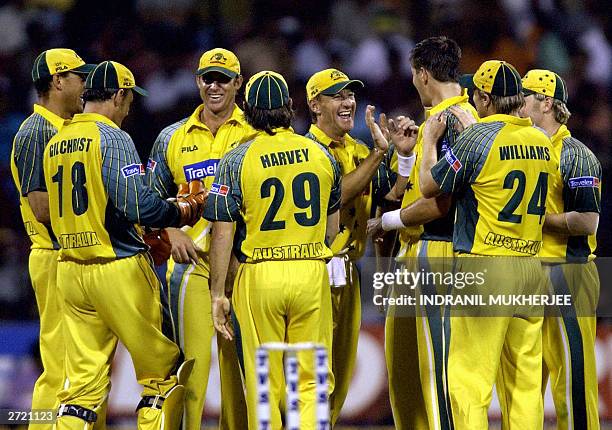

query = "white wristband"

[397,153,416,177]
[382,209,405,231]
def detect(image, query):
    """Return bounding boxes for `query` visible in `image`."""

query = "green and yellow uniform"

[205,128,341,430]
[541,125,601,430]
[147,104,254,430]
[430,111,556,430]
[43,111,183,430]
[387,93,478,430]
[11,104,65,430]
[305,124,392,424]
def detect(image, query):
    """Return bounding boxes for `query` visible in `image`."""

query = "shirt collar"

[186,104,246,131]
[308,124,356,147]
[550,124,571,144]
[480,114,532,127]
[33,104,69,130]
[70,112,120,128]
[425,90,470,119]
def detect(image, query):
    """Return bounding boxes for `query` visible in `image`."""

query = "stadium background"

[0,0,610,427]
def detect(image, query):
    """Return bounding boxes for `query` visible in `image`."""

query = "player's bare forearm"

[341,150,386,205]
[419,140,441,198]
[400,195,451,227]
[544,212,599,236]
[210,221,234,299]
[385,175,409,201]
[27,191,50,225]
[326,210,340,245]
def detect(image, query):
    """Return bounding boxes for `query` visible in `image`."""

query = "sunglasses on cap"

[201,72,233,85]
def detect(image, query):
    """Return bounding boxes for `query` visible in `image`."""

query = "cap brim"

[320,79,365,96]
[196,66,238,78]
[459,74,475,91]
[71,63,97,74]
[131,86,149,97]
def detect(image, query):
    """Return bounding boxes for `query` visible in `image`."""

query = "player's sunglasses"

[201,73,233,85]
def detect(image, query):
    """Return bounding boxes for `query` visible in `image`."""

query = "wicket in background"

[256,342,330,430]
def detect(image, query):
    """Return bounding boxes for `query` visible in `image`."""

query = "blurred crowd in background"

[0,0,610,320]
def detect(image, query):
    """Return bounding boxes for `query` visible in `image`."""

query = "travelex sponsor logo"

[147,158,157,172]
[121,163,145,178]
[183,159,220,181]
[445,148,462,172]
[569,176,600,189]
[210,183,229,196]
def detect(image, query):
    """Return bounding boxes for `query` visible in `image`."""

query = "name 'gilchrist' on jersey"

[183,159,220,181]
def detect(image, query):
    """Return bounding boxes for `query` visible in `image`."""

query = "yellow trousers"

[233,260,333,430]
[167,258,247,430]
[55,253,180,430]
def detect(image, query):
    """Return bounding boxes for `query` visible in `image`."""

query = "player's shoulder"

[560,135,601,171]
[156,117,189,143]
[457,121,504,150]
[96,121,133,144]
[14,112,54,144]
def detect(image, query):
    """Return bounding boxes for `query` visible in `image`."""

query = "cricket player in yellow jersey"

[304,67,417,424]
[146,48,253,430]
[205,71,341,430]
[10,48,96,430]
[521,70,601,430]
[420,60,556,430]
[43,61,204,430]
[367,36,479,430]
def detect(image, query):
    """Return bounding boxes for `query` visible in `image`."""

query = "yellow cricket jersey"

[305,124,393,260]
[541,125,601,261]
[43,113,180,262]
[10,104,67,250]
[204,128,341,263]
[399,92,479,247]
[146,104,256,255]
[431,114,557,256]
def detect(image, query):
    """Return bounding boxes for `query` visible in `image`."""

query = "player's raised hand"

[365,105,389,153]
[388,115,419,156]
[174,180,209,227]
[367,217,385,242]
[212,296,234,341]
[422,112,448,145]
[448,105,477,133]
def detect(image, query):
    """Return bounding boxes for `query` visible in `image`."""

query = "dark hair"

[34,72,72,97]
[244,102,294,135]
[410,36,461,82]
[82,88,122,103]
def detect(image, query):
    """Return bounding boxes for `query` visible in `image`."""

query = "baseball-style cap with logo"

[31,48,96,82]
[464,60,522,97]
[306,68,364,101]
[85,61,148,96]
[196,48,240,78]
[522,69,568,103]
[245,71,289,110]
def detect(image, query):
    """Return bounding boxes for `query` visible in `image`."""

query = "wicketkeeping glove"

[175,180,208,227]
[143,228,172,266]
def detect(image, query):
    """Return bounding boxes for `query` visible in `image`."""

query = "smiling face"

[310,88,356,138]
[59,72,87,116]
[197,71,242,116]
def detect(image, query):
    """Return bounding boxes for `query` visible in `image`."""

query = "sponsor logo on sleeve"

[121,163,144,178]
[210,183,229,196]
[444,148,462,172]
[147,158,157,172]
[568,176,600,189]
[183,159,220,181]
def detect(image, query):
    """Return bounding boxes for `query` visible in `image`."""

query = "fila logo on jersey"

[210,183,229,196]
[183,159,220,181]
[444,148,462,172]
[569,176,600,188]
[121,163,145,178]
[181,145,198,153]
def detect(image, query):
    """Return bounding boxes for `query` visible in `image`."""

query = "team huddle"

[11,35,601,430]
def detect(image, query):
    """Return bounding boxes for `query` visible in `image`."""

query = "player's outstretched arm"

[420,113,447,198]
[544,212,599,236]
[209,221,235,341]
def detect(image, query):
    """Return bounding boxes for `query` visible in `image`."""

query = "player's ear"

[195,75,204,91]
[543,96,554,113]
[52,74,63,91]
[234,75,243,90]
[308,97,321,115]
